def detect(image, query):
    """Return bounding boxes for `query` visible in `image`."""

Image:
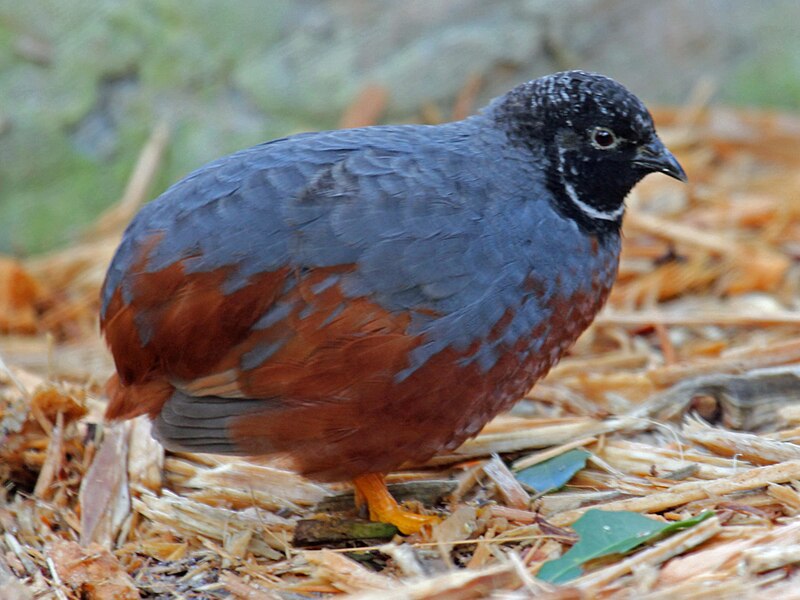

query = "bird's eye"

[590,127,619,150]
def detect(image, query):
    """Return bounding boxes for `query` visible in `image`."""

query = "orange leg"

[352,473,440,535]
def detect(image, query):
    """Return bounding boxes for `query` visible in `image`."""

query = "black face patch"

[489,70,664,237]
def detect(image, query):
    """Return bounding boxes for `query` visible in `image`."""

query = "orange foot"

[353,473,441,535]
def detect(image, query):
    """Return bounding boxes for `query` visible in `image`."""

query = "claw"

[353,473,441,535]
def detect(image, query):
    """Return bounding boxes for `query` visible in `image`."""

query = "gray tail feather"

[152,390,273,455]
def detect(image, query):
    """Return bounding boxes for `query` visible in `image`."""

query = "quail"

[101,71,686,534]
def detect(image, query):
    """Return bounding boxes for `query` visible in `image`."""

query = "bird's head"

[492,70,686,235]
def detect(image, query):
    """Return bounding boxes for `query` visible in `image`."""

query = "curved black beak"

[633,138,687,182]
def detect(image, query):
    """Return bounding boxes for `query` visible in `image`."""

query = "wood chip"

[684,417,800,464]
[133,489,291,559]
[348,562,521,600]
[483,456,530,509]
[46,541,139,600]
[0,257,44,335]
[550,460,800,526]
[79,422,130,547]
[304,549,394,593]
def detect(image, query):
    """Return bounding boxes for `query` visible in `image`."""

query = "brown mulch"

[2,82,800,598]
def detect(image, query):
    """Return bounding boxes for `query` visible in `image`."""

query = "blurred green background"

[2,0,799,255]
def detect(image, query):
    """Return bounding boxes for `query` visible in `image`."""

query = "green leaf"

[537,510,715,584]
[514,449,591,493]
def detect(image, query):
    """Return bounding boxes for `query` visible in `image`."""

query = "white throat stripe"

[562,179,625,221]
[558,147,625,222]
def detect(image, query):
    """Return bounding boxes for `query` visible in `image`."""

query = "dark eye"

[590,127,619,149]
